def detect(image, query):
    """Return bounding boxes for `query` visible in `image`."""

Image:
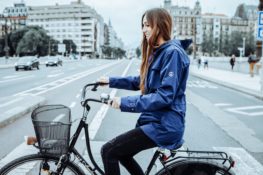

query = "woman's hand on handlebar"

[108,97,121,109]
[97,76,109,86]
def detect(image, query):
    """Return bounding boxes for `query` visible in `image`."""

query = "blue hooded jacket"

[109,39,191,150]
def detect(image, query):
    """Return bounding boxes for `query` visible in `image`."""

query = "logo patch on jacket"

[168,72,174,77]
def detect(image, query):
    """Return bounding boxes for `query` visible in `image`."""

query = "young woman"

[99,8,191,175]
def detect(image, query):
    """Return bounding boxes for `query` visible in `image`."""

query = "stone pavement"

[190,66,262,99]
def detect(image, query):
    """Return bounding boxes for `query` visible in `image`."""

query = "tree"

[9,27,30,56]
[114,48,126,59]
[8,26,58,56]
[101,45,112,58]
[0,38,5,57]
[244,32,256,56]
[63,39,77,55]
[201,35,216,56]
[136,47,141,58]
[16,30,41,56]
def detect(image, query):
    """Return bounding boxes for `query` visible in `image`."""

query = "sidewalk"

[190,66,262,99]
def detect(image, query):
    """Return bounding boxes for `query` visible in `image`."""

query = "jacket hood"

[154,39,192,54]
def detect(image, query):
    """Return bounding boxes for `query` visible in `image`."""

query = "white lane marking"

[213,147,263,175]
[82,60,133,140]
[214,103,233,107]
[0,97,23,107]
[226,106,263,116]
[69,102,76,108]
[3,75,21,79]
[76,94,80,98]
[187,80,218,89]
[13,61,120,97]
[0,142,38,169]
[53,114,65,122]
[47,73,64,78]
[0,75,34,83]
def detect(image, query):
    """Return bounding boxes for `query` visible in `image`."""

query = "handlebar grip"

[97,82,109,86]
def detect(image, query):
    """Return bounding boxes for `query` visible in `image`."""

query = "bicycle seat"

[170,144,183,153]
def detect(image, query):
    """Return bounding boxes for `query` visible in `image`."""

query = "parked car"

[14,56,40,71]
[46,57,63,67]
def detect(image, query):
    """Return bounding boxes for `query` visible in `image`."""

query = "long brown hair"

[140,8,173,94]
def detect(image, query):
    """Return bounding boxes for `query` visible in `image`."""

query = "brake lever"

[91,82,109,91]
[91,84,99,91]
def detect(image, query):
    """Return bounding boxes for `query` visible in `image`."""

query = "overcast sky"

[0,0,259,49]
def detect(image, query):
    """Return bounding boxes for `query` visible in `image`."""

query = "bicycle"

[0,82,235,175]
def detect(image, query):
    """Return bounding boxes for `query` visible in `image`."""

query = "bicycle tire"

[156,159,235,175]
[0,154,85,175]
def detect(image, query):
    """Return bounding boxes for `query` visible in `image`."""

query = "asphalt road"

[0,59,263,174]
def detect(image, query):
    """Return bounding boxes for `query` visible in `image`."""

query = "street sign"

[257,11,263,40]
[257,26,263,40]
[258,11,263,26]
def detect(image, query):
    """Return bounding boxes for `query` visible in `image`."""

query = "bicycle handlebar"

[81,82,110,107]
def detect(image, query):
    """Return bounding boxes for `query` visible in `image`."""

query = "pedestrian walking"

[248,52,258,77]
[197,57,201,69]
[230,54,236,71]
[204,58,208,69]
[98,8,191,175]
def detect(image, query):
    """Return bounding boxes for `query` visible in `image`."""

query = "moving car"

[15,56,40,71]
[46,57,63,67]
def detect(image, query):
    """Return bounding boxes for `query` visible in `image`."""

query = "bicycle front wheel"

[0,154,85,175]
[156,160,234,175]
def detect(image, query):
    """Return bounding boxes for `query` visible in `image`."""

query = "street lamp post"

[193,17,197,59]
[243,37,246,57]
[259,0,263,97]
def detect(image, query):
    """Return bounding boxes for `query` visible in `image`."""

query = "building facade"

[164,0,257,56]
[164,0,202,53]
[107,20,124,49]
[0,1,28,38]
[26,0,105,57]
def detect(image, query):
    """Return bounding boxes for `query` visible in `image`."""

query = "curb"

[190,71,263,100]
[0,95,47,128]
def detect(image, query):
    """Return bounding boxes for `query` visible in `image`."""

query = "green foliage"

[201,35,216,56]
[0,26,59,56]
[63,39,77,54]
[201,31,255,57]
[101,45,112,57]
[101,45,126,59]
[136,47,141,58]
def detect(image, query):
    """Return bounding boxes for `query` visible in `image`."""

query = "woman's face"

[142,15,152,41]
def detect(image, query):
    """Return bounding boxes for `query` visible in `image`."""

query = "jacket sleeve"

[109,76,140,91]
[120,50,184,112]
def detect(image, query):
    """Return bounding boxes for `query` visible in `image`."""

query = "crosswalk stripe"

[226,106,263,116]
[214,103,232,107]
[213,147,263,175]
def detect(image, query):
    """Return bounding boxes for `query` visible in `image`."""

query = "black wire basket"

[31,105,71,156]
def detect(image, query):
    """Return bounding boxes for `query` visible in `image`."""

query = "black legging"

[101,127,157,175]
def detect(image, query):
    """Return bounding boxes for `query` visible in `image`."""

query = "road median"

[0,95,46,128]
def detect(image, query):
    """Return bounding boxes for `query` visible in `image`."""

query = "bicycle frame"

[53,83,235,175]
[54,83,163,175]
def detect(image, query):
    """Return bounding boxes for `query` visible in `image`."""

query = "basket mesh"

[31,105,71,156]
